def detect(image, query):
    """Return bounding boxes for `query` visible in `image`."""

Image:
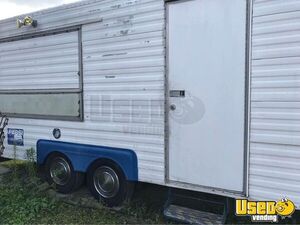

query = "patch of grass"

[0,161,167,225]
[25,148,37,178]
[0,183,55,224]
[2,160,300,224]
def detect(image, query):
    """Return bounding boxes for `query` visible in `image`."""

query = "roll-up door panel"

[0,31,79,90]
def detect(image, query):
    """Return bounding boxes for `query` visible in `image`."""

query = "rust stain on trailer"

[125,0,141,7]
[111,4,121,9]
[122,19,132,25]
[102,52,127,57]
[111,0,140,10]
[116,15,134,26]
[88,8,102,13]
[105,75,116,79]
[120,30,129,36]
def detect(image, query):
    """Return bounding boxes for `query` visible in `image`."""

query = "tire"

[44,152,84,194]
[87,159,135,207]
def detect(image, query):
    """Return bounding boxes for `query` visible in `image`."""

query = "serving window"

[0,29,83,121]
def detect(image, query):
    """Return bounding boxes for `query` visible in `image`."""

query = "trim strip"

[0,26,81,43]
[244,0,254,198]
[0,88,81,94]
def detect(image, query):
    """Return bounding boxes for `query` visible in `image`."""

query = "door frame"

[164,0,253,198]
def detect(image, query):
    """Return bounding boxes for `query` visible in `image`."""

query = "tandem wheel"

[87,159,135,207]
[44,152,84,194]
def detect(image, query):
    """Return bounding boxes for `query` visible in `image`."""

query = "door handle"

[170,90,185,98]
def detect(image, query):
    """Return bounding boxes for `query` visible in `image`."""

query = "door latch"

[170,90,185,98]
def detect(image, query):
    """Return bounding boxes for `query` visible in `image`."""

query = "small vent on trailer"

[0,113,8,156]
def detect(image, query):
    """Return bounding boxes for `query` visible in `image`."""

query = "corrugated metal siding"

[250,0,300,207]
[0,0,163,39]
[0,31,79,90]
[2,0,166,184]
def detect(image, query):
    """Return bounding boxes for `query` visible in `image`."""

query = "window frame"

[0,26,84,121]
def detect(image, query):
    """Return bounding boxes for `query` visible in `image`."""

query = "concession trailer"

[0,0,299,223]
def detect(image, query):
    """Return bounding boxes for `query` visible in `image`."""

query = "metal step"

[163,188,228,224]
[164,204,224,225]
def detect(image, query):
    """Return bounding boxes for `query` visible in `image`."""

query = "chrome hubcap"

[93,166,120,198]
[50,157,71,186]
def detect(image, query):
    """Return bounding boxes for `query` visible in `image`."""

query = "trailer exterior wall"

[250,0,300,207]
[2,0,300,204]
[1,0,166,184]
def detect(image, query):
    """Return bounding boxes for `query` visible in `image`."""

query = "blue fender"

[37,140,138,181]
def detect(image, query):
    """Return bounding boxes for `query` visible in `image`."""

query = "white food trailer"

[0,0,299,223]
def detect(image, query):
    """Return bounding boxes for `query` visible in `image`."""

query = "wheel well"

[87,158,126,177]
[43,151,72,166]
[37,140,138,181]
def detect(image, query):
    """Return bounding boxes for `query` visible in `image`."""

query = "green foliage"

[0,183,56,224]
[0,161,166,225]
[12,145,18,181]
[25,147,37,178]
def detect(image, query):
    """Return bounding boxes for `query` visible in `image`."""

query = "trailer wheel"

[45,153,84,194]
[87,159,135,207]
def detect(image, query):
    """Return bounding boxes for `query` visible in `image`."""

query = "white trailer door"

[168,0,247,192]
